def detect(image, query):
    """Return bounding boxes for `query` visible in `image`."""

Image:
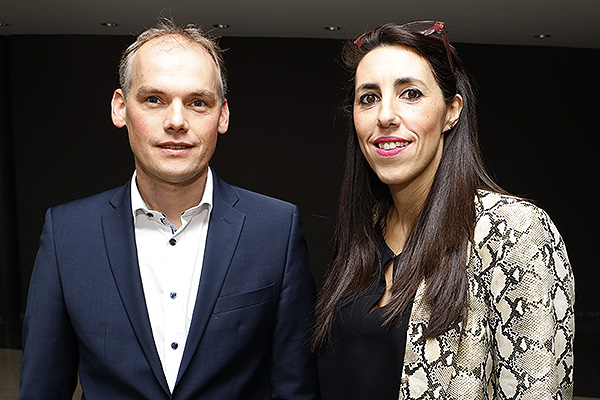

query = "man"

[19,21,319,399]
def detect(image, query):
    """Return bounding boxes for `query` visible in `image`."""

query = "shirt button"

[169,238,177,246]
[170,291,177,299]
[171,342,178,350]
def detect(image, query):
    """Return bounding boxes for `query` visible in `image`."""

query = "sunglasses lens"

[403,21,453,74]
[403,21,441,35]
[353,21,453,75]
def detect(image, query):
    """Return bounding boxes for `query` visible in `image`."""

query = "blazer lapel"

[101,183,170,396]
[176,172,245,384]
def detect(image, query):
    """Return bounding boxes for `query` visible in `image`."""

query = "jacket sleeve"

[18,208,79,400]
[488,203,574,399]
[269,206,320,400]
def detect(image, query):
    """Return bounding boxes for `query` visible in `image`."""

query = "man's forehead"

[130,36,218,79]
[125,33,222,98]
[137,35,208,59]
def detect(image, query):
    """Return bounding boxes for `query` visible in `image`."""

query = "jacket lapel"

[101,183,170,396]
[176,172,245,384]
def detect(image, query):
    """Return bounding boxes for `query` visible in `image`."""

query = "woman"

[314,22,574,399]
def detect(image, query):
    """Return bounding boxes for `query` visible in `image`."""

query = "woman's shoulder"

[475,189,553,227]
[476,189,538,214]
[473,189,563,249]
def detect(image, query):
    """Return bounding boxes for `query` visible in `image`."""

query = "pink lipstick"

[373,136,410,157]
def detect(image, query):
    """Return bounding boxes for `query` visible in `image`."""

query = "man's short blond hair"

[118,19,227,103]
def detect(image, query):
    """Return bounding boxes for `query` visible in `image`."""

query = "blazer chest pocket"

[213,284,274,314]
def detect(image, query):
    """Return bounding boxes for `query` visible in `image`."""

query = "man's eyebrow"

[135,86,163,97]
[135,86,217,101]
[189,90,218,101]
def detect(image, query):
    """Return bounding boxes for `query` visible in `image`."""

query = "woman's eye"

[401,89,422,100]
[359,93,379,105]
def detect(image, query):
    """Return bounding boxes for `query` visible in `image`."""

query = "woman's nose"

[377,99,400,128]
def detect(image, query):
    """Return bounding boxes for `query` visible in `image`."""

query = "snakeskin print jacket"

[399,190,574,399]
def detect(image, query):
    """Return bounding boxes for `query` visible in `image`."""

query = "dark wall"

[1,35,598,395]
[0,36,21,348]
[460,44,600,395]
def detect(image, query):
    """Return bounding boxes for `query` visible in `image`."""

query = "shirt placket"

[162,224,187,389]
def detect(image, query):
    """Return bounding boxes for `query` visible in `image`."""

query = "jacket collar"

[175,171,245,386]
[101,172,245,393]
[102,181,171,395]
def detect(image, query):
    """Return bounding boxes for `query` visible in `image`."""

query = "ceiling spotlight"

[534,33,551,39]
[101,22,118,27]
[0,22,9,27]
[324,26,341,31]
[213,24,230,29]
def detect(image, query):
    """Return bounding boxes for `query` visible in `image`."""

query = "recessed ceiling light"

[534,33,551,39]
[213,24,230,29]
[0,22,9,27]
[324,26,341,31]
[101,22,118,27]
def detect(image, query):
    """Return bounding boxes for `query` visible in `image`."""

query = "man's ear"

[111,89,127,128]
[218,100,230,135]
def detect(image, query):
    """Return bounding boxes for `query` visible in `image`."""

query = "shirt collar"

[130,167,214,222]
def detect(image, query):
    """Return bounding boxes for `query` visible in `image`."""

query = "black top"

[318,243,412,400]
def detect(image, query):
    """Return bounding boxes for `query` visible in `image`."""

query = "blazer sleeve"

[19,208,79,400]
[269,205,320,400]
[488,203,574,398]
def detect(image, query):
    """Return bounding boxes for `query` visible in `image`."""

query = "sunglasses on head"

[354,21,454,75]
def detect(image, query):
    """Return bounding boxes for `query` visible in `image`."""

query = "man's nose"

[164,101,189,132]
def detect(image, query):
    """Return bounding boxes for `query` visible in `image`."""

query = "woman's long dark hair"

[312,23,506,350]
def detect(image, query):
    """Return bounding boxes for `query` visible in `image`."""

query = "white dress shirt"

[130,169,213,393]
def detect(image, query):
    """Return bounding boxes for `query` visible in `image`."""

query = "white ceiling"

[1,0,599,49]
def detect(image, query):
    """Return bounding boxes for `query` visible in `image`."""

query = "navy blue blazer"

[19,172,319,399]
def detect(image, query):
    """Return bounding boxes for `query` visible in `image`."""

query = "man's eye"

[358,93,379,105]
[401,89,422,100]
[192,100,205,107]
[146,96,160,104]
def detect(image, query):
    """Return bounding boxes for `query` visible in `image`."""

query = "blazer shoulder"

[476,189,538,214]
[232,185,295,209]
[231,186,300,228]
[474,190,557,235]
[48,183,129,220]
[213,173,297,216]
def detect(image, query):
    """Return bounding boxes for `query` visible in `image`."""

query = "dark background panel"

[460,44,597,308]
[7,36,135,313]
[213,37,347,289]
[0,35,597,395]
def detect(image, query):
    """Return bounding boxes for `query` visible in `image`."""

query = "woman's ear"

[444,94,463,132]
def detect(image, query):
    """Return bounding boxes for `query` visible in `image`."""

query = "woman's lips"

[373,137,410,157]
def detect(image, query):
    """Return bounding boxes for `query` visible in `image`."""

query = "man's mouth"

[160,144,191,149]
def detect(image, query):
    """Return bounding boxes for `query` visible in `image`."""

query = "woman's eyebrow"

[356,82,379,91]
[356,77,427,92]
[394,77,426,87]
